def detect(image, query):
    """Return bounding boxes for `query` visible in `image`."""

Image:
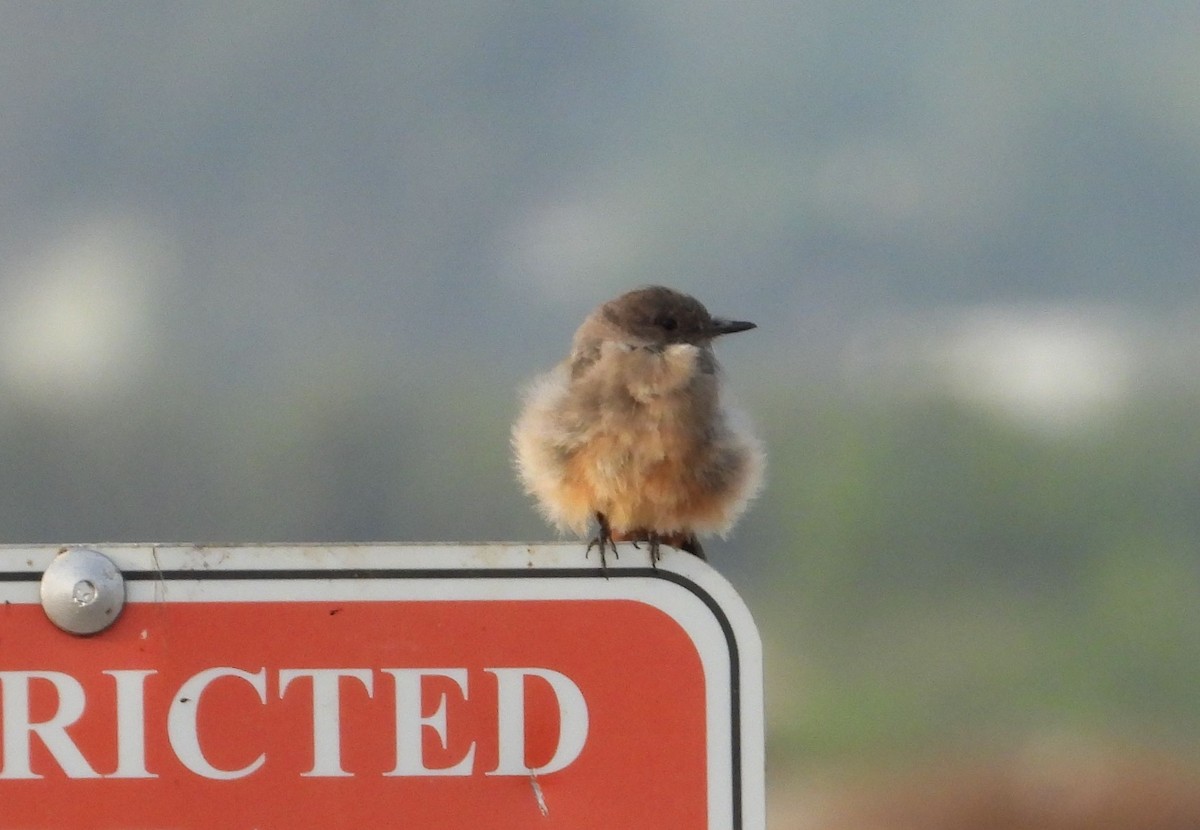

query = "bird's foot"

[617,527,661,568]
[640,530,706,564]
[589,522,701,571]
[585,512,618,576]
[646,532,662,568]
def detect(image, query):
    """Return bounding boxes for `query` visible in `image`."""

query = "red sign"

[0,545,764,829]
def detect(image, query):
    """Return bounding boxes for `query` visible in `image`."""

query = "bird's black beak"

[709,318,757,336]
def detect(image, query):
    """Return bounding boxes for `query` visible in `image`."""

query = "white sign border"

[0,543,765,830]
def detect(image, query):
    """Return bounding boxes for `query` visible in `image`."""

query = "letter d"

[485,668,588,776]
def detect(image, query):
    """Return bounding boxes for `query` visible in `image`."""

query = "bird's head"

[596,286,755,348]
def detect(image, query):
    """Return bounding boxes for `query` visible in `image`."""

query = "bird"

[512,285,764,569]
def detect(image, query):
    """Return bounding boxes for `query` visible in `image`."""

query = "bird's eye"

[655,315,678,331]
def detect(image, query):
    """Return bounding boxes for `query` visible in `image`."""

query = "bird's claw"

[586,516,679,572]
[585,512,618,577]
[623,529,662,568]
[646,533,662,568]
[585,533,618,571]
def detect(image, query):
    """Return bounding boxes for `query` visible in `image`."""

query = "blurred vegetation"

[755,385,1200,764]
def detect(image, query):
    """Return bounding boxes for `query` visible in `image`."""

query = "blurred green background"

[2,3,1199,824]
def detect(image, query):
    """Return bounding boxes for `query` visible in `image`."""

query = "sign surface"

[0,544,764,829]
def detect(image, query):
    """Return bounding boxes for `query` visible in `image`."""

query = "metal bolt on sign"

[40,547,125,634]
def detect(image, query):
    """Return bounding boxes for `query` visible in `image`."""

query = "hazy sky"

[0,3,1197,435]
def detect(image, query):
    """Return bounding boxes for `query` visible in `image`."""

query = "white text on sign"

[0,667,588,780]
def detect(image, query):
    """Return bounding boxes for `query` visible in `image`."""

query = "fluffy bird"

[512,286,764,568]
